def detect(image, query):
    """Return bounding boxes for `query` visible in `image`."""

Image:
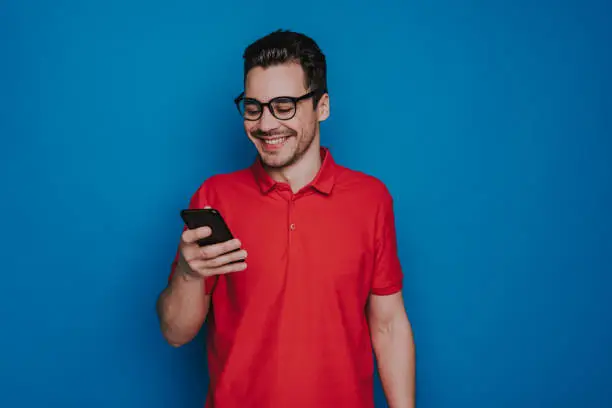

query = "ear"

[316,93,330,122]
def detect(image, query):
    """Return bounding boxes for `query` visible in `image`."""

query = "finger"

[190,257,247,277]
[205,249,248,268]
[208,261,248,276]
[200,238,242,260]
[182,226,212,244]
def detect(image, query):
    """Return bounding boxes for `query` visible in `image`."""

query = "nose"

[258,106,279,133]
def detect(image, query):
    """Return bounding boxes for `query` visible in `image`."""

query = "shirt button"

[289,223,296,231]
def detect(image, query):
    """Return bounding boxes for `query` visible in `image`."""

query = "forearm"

[371,314,416,408]
[156,264,210,346]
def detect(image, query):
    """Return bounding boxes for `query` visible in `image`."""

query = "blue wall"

[1,1,610,407]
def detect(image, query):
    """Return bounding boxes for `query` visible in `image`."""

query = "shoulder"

[331,163,398,231]
[188,167,254,207]
[202,167,253,190]
[334,164,394,203]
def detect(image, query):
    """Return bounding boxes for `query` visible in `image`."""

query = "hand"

[177,225,247,281]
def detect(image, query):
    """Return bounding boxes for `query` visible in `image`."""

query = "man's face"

[242,63,328,169]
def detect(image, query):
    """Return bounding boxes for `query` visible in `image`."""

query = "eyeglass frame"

[233,89,326,121]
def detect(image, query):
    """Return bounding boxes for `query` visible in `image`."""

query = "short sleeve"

[167,182,219,295]
[371,189,404,296]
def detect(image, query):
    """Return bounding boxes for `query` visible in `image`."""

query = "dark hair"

[242,29,328,107]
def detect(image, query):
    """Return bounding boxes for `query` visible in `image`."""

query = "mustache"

[251,129,296,139]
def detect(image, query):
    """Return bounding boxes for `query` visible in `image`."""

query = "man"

[156,29,416,408]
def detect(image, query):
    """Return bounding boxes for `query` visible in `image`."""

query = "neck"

[265,139,322,193]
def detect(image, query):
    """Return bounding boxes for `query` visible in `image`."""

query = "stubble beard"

[261,127,317,170]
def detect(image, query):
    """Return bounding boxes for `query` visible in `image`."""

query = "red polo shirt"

[169,147,403,408]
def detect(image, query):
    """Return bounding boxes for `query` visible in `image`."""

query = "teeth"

[264,137,287,145]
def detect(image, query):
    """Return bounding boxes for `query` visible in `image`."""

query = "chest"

[215,194,376,307]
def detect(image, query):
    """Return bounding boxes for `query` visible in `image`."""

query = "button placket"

[288,195,296,233]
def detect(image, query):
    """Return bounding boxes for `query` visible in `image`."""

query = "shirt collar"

[251,147,337,195]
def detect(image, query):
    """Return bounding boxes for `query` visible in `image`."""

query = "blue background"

[1,1,611,407]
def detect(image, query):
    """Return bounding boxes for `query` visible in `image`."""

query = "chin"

[260,153,294,169]
[255,140,296,168]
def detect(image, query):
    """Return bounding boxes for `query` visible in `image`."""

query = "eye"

[243,102,261,115]
[272,100,294,114]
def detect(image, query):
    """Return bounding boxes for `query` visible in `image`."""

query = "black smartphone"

[180,208,236,247]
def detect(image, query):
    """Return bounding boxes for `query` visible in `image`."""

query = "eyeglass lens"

[238,98,296,120]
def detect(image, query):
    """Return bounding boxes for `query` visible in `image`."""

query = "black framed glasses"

[233,90,322,121]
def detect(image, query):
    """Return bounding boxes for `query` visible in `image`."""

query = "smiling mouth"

[261,136,289,145]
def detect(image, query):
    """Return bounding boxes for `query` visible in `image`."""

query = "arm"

[156,256,211,347]
[156,223,247,347]
[367,291,416,408]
